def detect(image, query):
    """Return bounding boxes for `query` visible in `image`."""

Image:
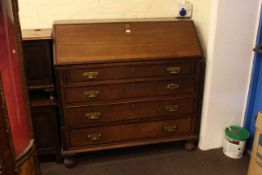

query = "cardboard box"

[248,112,262,175]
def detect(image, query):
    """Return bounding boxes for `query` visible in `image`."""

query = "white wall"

[189,0,211,55]
[199,0,261,150]
[18,0,211,53]
[18,0,179,29]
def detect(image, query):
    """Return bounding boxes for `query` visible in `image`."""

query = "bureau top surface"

[53,19,202,65]
[22,29,52,40]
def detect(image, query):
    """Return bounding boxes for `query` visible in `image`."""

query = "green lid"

[225,126,250,141]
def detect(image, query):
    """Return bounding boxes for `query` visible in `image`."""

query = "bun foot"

[64,157,76,168]
[184,141,196,151]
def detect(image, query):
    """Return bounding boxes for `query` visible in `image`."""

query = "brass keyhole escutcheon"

[130,83,136,88]
[131,66,136,72]
[125,24,131,33]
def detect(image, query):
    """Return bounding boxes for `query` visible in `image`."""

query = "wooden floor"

[40,142,250,175]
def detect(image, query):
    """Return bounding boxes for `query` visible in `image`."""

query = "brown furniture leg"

[64,156,76,168]
[184,140,196,151]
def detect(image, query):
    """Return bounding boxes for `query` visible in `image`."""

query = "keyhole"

[132,66,136,72]
[130,103,136,109]
[130,83,136,88]
[125,24,131,33]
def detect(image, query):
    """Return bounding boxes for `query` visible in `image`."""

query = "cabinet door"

[23,40,54,88]
[31,106,59,155]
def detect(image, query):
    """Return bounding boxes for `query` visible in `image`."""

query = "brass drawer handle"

[166,83,180,91]
[84,90,99,98]
[163,125,177,132]
[166,67,181,74]
[87,133,102,141]
[165,105,179,112]
[85,112,101,120]
[82,72,98,79]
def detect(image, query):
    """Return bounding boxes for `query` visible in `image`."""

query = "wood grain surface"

[53,20,202,65]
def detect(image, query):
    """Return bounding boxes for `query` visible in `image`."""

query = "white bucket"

[223,126,250,159]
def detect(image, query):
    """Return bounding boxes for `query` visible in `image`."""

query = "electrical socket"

[177,3,192,18]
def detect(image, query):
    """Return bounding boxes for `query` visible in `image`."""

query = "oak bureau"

[53,19,204,167]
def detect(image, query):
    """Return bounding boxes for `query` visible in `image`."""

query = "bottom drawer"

[67,117,192,148]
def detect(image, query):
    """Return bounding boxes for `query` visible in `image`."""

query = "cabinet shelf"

[30,98,57,107]
[28,84,55,90]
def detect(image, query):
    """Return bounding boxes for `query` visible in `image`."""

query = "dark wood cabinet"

[23,40,54,88]
[22,29,61,162]
[53,19,204,167]
[31,104,58,155]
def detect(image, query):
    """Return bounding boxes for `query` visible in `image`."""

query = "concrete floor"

[40,142,250,175]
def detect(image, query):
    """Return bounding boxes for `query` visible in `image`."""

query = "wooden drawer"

[64,78,196,104]
[67,117,192,148]
[64,97,195,127]
[61,60,196,84]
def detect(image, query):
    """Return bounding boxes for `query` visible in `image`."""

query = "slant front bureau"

[53,19,204,167]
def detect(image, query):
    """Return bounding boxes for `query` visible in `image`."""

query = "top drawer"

[61,60,196,84]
